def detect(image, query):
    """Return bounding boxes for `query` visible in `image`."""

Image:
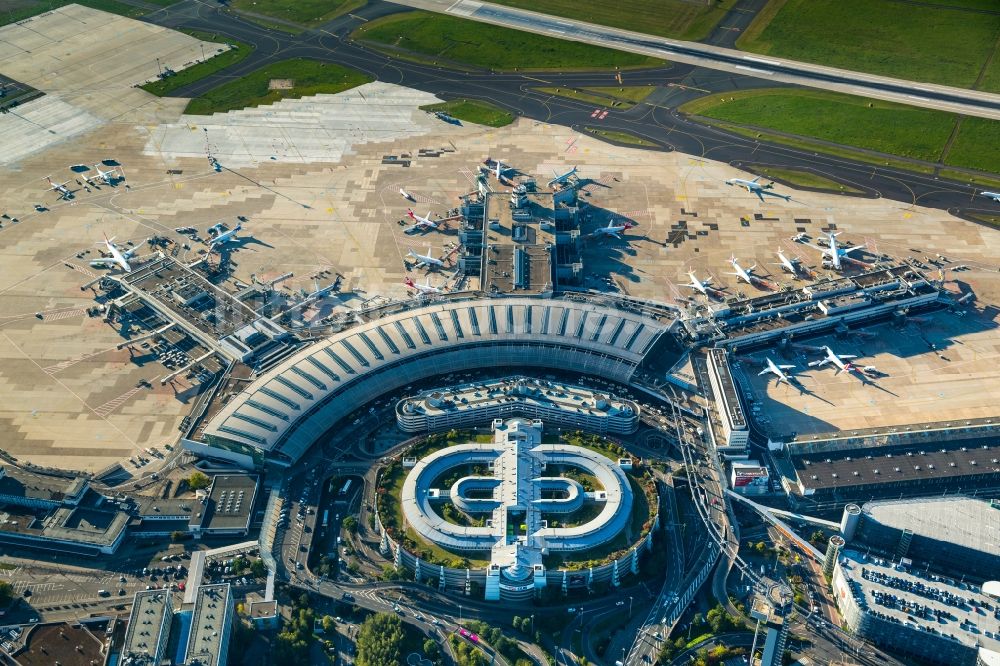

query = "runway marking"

[92,385,145,418]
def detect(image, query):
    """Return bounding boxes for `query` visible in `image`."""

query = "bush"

[187,471,211,491]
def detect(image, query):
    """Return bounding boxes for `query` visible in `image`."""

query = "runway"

[140,0,1000,218]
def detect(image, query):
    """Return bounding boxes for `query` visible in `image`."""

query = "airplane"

[807,230,865,270]
[403,209,438,233]
[83,164,122,187]
[759,357,796,386]
[589,219,633,240]
[484,157,514,180]
[208,223,242,249]
[725,256,757,285]
[407,246,444,269]
[773,248,801,274]
[89,234,136,272]
[680,271,713,296]
[399,188,415,201]
[724,176,791,202]
[44,176,73,200]
[807,346,859,374]
[404,276,442,295]
[547,166,579,188]
[981,191,1000,203]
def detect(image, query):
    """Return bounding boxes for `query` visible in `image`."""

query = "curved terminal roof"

[204,297,666,462]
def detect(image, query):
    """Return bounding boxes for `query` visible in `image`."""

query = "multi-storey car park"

[832,549,1000,666]
[395,376,640,435]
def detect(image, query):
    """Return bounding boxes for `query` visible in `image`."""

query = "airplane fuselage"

[982,191,1000,203]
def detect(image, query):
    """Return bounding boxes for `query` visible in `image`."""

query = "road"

[137,0,1000,219]
[391,0,1000,121]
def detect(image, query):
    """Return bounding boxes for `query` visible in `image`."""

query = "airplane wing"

[754,190,764,202]
[807,359,830,368]
[758,368,773,377]
[778,365,795,370]
[842,245,866,255]
[839,355,858,360]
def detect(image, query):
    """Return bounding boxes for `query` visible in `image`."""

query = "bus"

[321,510,329,529]
[339,479,352,497]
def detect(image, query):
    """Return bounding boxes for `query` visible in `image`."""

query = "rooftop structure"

[203,296,669,465]
[400,419,633,599]
[190,474,259,536]
[0,505,129,555]
[396,376,639,435]
[704,349,748,456]
[121,590,173,666]
[832,549,1000,666]
[850,497,1000,581]
[459,182,582,294]
[680,264,941,348]
[787,438,1000,500]
[0,466,88,509]
[184,583,234,666]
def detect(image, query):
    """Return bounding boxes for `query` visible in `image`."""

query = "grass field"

[745,165,863,194]
[0,0,146,26]
[585,127,657,147]
[419,99,514,127]
[229,0,362,29]
[488,0,737,40]
[737,0,1000,88]
[681,89,955,161]
[944,117,1000,175]
[682,88,1000,180]
[141,33,253,98]
[354,12,663,71]
[184,59,371,115]
[536,86,654,109]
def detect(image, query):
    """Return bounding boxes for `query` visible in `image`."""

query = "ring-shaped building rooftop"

[202,296,670,465]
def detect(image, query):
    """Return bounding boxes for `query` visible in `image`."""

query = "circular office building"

[382,418,656,602]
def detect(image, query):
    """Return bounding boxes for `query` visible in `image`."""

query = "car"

[341,592,355,603]
[145,585,153,590]
[616,601,625,607]
[458,629,479,643]
[22,589,30,598]
[118,589,126,596]
[119,575,127,583]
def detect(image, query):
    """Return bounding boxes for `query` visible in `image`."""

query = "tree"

[356,612,405,666]
[170,530,187,542]
[322,615,335,633]
[0,581,12,606]
[343,515,358,532]
[187,471,211,491]
[423,639,439,658]
[250,558,267,579]
[755,541,767,555]
[810,530,827,546]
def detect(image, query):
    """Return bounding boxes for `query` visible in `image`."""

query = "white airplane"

[808,231,864,270]
[547,166,579,188]
[981,191,1000,203]
[589,219,634,239]
[208,223,242,249]
[484,157,513,180]
[680,271,713,296]
[726,256,757,285]
[399,188,415,201]
[724,176,791,202]
[407,246,444,269]
[44,176,73,200]
[759,357,796,385]
[404,276,442,295]
[774,248,801,274]
[404,209,439,233]
[83,164,122,187]
[808,346,859,374]
[90,234,136,272]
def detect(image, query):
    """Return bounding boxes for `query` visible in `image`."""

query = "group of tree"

[450,635,487,666]
[231,555,267,579]
[273,593,315,666]
[356,612,406,666]
[464,620,522,663]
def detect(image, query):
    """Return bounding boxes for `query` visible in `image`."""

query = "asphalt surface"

[137,0,1000,220]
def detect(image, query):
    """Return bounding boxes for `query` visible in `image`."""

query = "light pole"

[459,604,463,623]
[629,595,633,618]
